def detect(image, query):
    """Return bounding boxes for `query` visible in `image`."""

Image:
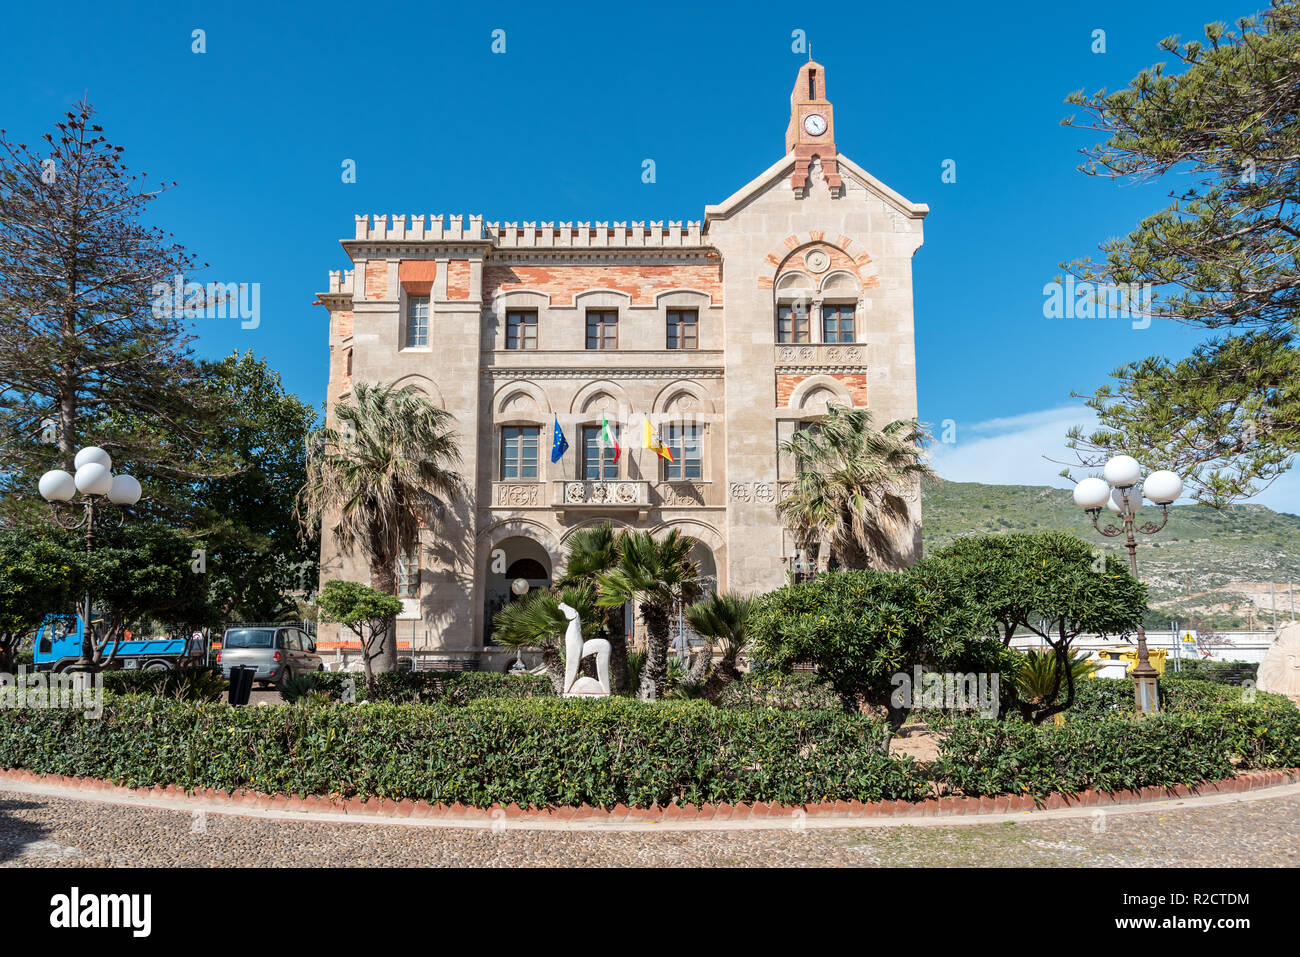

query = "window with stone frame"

[585,309,618,350]
[776,302,810,343]
[501,425,540,480]
[406,294,430,347]
[396,547,419,598]
[664,422,703,480]
[666,308,699,350]
[506,310,538,350]
[822,302,856,343]
[581,424,619,480]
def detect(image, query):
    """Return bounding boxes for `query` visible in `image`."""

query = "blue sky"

[3,0,1296,514]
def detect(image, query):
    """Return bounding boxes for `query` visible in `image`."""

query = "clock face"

[803,113,827,136]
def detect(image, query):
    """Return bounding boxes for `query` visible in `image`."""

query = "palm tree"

[685,592,759,701]
[777,405,933,570]
[557,522,630,692]
[1013,647,1099,725]
[296,383,461,673]
[595,529,700,699]
[491,583,597,692]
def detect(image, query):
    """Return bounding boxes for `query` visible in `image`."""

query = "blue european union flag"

[551,415,569,463]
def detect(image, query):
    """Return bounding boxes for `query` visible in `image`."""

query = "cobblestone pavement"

[1,789,1296,866]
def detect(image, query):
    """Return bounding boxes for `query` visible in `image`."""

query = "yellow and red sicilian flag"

[643,416,674,463]
[600,412,621,463]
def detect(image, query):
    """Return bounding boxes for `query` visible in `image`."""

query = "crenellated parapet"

[353,214,488,242]
[348,215,707,249]
[325,269,354,295]
[487,220,705,248]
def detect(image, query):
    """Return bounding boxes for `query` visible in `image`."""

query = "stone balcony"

[553,479,651,519]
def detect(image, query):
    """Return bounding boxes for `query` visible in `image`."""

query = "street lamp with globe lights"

[39,446,142,542]
[38,447,142,665]
[1072,455,1184,715]
[508,578,530,671]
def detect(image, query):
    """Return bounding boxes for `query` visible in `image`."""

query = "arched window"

[774,272,815,343]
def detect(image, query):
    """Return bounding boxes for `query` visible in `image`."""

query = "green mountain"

[920,481,1300,628]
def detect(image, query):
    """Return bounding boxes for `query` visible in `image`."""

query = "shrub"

[750,565,1008,740]
[938,694,1300,799]
[0,694,929,807]
[156,668,225,702]
[717,672,842,712]
[101,667,222,697]
[936,714,1237,798]
[1173,660,1258,685]
[1065,676,1136,721]
[279,672,328,704]
[1158,675,1292,714]
[276,670,554,705]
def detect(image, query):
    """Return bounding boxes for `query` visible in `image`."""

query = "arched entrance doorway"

[670,539,718,658]
[483,536,552,644]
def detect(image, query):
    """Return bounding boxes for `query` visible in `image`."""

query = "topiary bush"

[0,694,928,807]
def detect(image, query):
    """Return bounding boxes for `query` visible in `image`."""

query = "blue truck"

[33,615,199,672]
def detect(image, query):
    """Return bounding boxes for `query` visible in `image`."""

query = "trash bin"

[228,665,255,706]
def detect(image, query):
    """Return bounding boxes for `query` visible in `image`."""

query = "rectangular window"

[666,309,698,350]
[822,303,855,343]
[664,423,702,481]
[581,425,618,480]
[501,426,540,480]
[776,303,810,343]
[586,309,618,350]
[396,548,419,598]
[506,310,538,350]
[406,295,429,347]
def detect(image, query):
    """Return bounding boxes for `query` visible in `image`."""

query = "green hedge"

[101,666,221,696]
[291,670,554,704]
[1048,675,1287,723]
[937,705,1300,798]
[717,672,842,712]
[1060,676,1136,721]
[1173,659,1258,685]
[1158,674,1291,713]
[0,694,928,808]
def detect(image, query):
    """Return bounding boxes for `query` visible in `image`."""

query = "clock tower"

[785,60,843,193]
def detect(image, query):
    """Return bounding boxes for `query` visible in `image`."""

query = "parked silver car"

[218,625,323,688]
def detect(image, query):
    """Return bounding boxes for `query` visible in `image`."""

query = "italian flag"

[600,412,621,463]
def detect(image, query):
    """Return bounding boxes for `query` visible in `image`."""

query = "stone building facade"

[314,61,928,666]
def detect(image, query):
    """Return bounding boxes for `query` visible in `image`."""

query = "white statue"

[1258,620,1300,700]
[558,601,611,697]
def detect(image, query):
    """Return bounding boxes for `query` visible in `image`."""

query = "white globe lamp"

[1103,454,1142,488]
[1106,488,1129,516]
[511,578,530,597]
[1073,477,1111,511]
[73,446,112,472]
[1143,470,1183,505]
[38,469,76,502]
[107,474,142,506]
[73,462,113,496]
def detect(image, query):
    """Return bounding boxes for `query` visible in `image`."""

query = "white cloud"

[928,404,1300,517]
